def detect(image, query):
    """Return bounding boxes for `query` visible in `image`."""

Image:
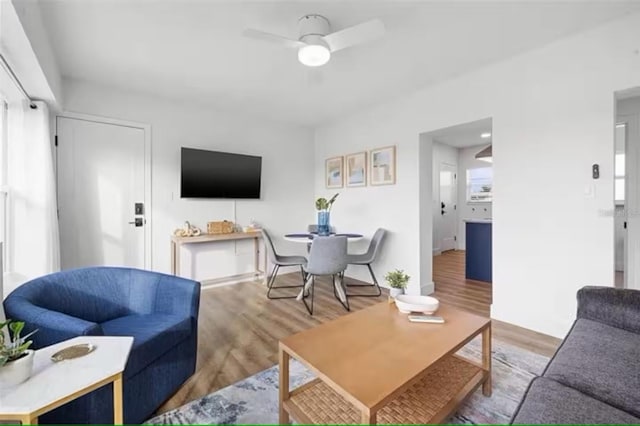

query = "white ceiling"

[39,0,640,127]
[429,117,492,148]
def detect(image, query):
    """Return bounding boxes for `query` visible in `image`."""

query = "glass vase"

[317,211,330,236]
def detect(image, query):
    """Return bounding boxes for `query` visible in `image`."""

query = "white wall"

[63,79,315,282]
[457,146,493,250]
[432,141,458,253]
[314,12,640,338]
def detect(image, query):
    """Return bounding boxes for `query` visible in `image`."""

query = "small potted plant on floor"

[0,320,37,388]
[385,269,410,299]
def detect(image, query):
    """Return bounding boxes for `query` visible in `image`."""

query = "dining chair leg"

[345,264,382,297]
[333,274,350,312]
[267,264,304,300]
[302,275,315,315]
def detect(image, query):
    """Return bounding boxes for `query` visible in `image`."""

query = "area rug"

[147,337,549,425]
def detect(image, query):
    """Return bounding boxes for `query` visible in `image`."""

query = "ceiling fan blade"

[243,28,306,49]
[323,19,385,53]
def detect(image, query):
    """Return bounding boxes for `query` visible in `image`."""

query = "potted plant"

[0,320,37,388]
[315,193,339,236]
[385,269,410,299]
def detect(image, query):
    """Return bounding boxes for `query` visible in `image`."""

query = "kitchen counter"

[465,221,492,283]
[463,218,493,224]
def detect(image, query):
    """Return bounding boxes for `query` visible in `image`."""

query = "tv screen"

[181,148,262,199]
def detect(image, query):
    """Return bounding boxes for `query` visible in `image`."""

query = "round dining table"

[284,232,363,243]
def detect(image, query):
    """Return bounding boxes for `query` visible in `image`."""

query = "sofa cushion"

[543,318,640,417]
[512,377,640,424]
[101,314,192,377]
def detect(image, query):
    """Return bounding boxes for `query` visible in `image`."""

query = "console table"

[170,231,267,285]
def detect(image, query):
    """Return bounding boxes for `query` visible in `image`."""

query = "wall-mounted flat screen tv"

[180,147,262,199]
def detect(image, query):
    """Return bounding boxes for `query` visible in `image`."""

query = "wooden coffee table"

[279,302,491,424]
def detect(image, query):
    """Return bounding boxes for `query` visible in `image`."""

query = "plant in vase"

[0,320,37,388]
[314,193,339,236]
[385,269,410,300]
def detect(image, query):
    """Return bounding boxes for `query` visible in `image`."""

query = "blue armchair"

[4,267,200,424]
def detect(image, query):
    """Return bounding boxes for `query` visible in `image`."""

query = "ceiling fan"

[243,14,385,67]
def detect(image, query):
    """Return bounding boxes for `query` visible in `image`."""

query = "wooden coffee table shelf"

[279,303,491,425]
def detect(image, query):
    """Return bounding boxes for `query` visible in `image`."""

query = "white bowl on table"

[394,295,439,314]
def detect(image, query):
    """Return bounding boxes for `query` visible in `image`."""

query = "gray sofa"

[511,286,640,424]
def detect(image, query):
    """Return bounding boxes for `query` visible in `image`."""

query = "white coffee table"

[0,336,133,425]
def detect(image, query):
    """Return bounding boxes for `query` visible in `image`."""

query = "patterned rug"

[147,337,549,425]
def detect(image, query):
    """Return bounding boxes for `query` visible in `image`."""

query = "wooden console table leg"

[113,373,123,424]
[279,348,290,424]
[482,324,492,396]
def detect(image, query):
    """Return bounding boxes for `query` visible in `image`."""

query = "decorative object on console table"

[315,193,339,236]
[207,220,235,235]
[0,320,37,388]
[173,221,202,237]
[370,145,396,186]
[346,151,367,187]
[325,156,344,189]
[385,269,409,301]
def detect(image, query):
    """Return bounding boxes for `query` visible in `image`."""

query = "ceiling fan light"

[298,44,331,67]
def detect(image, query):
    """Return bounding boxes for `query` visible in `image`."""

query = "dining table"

[284,232,363,242]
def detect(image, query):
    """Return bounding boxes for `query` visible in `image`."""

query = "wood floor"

[158,251,561,414]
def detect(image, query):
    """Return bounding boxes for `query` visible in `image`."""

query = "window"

[467,167,493,203]
[0,99,6,273]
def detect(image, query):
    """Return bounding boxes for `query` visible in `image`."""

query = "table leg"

[263,239,268,285]
[361,409,377,424]
[279,348,290,424]
[254,237,260,282]
[20,415,37,425]
[482,324,492,396]
[113,373,124,424]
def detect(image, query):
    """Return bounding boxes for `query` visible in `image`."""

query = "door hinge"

[454,236,457,241]
[454,204,457,210]
[54,135,58,146]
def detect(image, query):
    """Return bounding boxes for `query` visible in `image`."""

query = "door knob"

[128,218,144,227]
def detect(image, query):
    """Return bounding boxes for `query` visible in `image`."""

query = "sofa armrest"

[4,297,104,349]
[577,286,640,334]
[153,274,201,321]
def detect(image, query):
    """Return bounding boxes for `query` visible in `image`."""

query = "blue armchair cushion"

[101,314,192,378]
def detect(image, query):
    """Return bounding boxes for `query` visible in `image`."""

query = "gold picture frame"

[369,145,396,186]
[345,151,367,187]
[325,156,344,188]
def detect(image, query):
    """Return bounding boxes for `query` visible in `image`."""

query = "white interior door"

[439,163,457,251]
[57,116,149,270]
[623,111,640,290]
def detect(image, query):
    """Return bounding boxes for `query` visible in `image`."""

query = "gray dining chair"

[345,228,386,297]
[262,229,307,299]
[297,236,349,315]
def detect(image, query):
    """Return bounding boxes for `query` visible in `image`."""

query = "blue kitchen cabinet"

[465,221,492,282]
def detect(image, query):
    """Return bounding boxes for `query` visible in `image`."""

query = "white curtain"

[6,100,60,282]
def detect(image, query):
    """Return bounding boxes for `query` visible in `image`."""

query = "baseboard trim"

[421,281,435,295]
[433,248,442,256]
[201,272,264,288]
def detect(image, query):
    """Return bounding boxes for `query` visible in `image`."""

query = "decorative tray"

[51,343,97,362]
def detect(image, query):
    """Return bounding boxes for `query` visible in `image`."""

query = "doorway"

[421,117,493,316]
[56,114,151,270]
[614,91,640,289]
